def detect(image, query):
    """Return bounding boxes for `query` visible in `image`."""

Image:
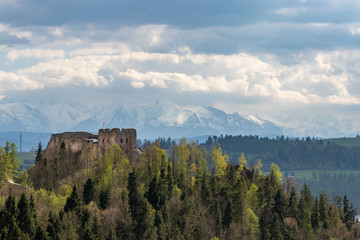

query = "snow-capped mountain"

[0,103,51,132]
[0,100,283,139]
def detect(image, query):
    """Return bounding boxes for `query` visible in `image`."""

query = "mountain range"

[0,100,283,140]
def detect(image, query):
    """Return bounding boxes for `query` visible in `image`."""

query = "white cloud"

[0,23,32,39]
[1,29,359,108]
[6,48,65,62]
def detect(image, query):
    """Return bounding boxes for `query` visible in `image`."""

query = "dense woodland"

[0,139,359,239]
[200,135,360,171]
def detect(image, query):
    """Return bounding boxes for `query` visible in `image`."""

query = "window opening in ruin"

[120,138,123,143]
[126,138,128,143]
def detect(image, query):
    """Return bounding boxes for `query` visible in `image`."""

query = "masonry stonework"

[44,128,140,164]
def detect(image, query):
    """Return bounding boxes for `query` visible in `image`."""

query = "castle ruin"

[44,128,141,164]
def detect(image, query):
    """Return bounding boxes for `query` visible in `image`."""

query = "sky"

[0,0,360,136]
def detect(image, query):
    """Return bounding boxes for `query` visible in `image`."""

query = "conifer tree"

[99,187,111,210]
[311,197,320,230]
[288,187,298,218]
[17,193,36,237]
[343,195,357,230]
[46,211,63,239]
[319,191,329,229]
[92,216,103,239]
[35,225,48,240]
[106,230,117,240]
[64,185,83,215]
[273,189,287,220]
[128,169,151,239]
[35,142,43,164]
[166,162,174,199]
[145,176,160,211]
[83,178,96,205]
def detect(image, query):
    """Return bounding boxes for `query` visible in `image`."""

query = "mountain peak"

[0,101,284,138]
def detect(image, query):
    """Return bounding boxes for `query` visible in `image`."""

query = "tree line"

[200,135,360,171]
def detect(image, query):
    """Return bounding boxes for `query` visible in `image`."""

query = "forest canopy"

[0,139,359,239]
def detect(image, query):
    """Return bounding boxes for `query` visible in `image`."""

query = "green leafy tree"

[0,146,13,185]
[211,145,229,177]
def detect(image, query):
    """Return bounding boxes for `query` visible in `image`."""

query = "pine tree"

[17,193,36,237]
[35,225,48,240]
[145,176,160,210]
[92,216,103,239]
[82,226,95,240]
[166,162,174,199]
[106,230,117,240]
[35,142,43,164]
[343,195,357,230]
[7,216,22,240]
[288,187,298,218]
[273,189,287,220]
[311,197,319,230]
[319,191,329,229]
[98,187,111,210]
[64,185,84,215]
[46,211,62,239]
[83,178,96,205]
[270,213,285,240]
[128,169,151,239]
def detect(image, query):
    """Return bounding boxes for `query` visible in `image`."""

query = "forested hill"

[1,139,359,239]
[200,135,360,171]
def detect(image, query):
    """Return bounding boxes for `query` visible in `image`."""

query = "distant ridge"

[0,100,283,139]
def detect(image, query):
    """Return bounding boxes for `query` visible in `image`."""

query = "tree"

[46,211,64,240]
[211,145,229,177]
[288,187,298,219]
[145,176,160,211]
[35,225,48,240]
[343,195,357,230]
[17,193,36,237]
[0,146,13,185]
[35,142,43,164]
[311,198,319,230]
[319,191,329,229]
[64,185,83,214]
[83,178,96,205]
[128,169,152,239]
[237,152,247,173]
[98,187,111,210]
